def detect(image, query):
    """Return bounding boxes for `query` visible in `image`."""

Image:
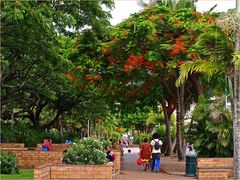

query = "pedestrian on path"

[140,138,151,171]
[150,132,163,173]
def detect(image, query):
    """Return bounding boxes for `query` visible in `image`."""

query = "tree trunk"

[161,100,173,157]
[190,74,202,96]
[28,110,40,130]
[176,85,184,161]
[28,103,47,130]
[42,110,62,129]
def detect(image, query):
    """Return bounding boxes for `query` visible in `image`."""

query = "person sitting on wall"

[106,146,116,162]
[42,139,53,151]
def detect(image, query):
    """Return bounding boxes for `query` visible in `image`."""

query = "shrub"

[186,96,233,157]
[0,151,19,174]
[63,138,108,165]
[2,122,79,147]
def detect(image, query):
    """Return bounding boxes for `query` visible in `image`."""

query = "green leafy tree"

[1,0,114,129]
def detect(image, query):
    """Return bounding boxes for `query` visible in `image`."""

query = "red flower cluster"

[108,57,116,65]
[101,49,112,55]
[65,73,77,81]
[205,18,215,23]
[84,74,102,85]
[124,54,156,73]
[124,54,144,73]
[144,60,155,70]
[190,52,197,59]
[130,89,137,96]
[170,36,188,55]
[190,34,198,40]
[159,13,164,20]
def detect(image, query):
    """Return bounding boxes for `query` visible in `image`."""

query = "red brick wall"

[50,164,113,179]
[197,158,233,179]
[113,151,121,174]
[37,144,71,152]
[34,163,51,180]
[1,149,63,168]
[0,143,24,148]
[34,163,113,180]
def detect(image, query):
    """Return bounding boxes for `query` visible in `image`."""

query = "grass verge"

[0,169,34,180]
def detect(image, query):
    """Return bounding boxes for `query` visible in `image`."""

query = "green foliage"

[0,151,19,174]
[186,96,233,157]
[134,134,152,144]
[1,123,79,147]
[155,124,175,152]
[146,111,164,125]
[111,132,121,143]
[1,0,114,131]
[120,108,150,132]
[63,138,108,165]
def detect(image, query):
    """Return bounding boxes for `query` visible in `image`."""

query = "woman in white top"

[150,132,163,173]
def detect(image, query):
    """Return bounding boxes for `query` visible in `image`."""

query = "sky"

[109,0,237,25]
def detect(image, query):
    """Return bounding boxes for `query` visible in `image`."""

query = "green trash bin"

[185,156,197,177]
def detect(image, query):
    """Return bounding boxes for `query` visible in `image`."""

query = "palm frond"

[216,11,240,42]
[176,60,225,86]
[195,30,234,62]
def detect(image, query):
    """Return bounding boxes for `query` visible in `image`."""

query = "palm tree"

[176,10,240,178]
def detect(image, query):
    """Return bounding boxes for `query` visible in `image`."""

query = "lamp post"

[233,0,240,179]
[98,119,101,140]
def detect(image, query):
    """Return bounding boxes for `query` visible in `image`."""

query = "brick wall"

[34,163,52,180]
[1,148,63,168]
[113,151,121,174]
[197,158,233,180]
[34,163,113,180]
[50,164,113,180]
[0,143,24,148]
[37,144,71,152]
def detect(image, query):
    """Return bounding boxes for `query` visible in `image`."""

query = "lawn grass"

[0,169,34,180]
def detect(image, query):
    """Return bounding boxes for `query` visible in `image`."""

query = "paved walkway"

[113,147,197,180]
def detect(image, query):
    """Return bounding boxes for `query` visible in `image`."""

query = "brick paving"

[113,147,197,180]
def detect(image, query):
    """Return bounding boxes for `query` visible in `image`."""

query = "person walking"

[140,138,151,171]
[150,132,163,173]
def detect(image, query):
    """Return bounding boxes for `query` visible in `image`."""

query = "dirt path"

[113,147,197,180]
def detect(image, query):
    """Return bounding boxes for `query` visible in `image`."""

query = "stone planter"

[34,162,113,180]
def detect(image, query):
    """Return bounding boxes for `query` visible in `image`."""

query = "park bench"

[197,158,233,180]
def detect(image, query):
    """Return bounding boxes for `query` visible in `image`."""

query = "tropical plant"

[186,96,233,157]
